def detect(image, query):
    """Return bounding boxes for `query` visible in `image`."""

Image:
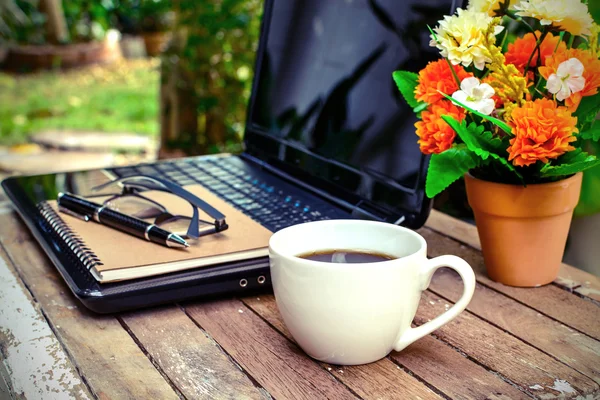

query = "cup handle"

[394,255,476,352]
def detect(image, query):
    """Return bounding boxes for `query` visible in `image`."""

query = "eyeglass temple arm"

[93,175,228,224]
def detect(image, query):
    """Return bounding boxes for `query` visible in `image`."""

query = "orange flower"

[414,59,472,105]
[505,31,565,75]
[539,48,600,111]
[507,99,578,167]
[415,100,466,155]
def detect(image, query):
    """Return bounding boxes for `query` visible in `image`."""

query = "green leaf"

[441,92,512,134]
[413,103,428,113]
[392,70,422,110]
[579,126,600,142]
[425,144,480,198]
[575,141,600,217]
[442,117,504,155]
[574,93,600,127]
[441,116,523,181]
[540,149,600,177]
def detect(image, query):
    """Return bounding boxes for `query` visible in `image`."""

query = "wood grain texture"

[0,361,12,400]
[185,298,359,400]
[242,295,443,400]
[425,209,600,302]
[391,336,530,400]
[242,295,528,400]
[416,290,599,398]
[419,227,600,340]
[428,268,600,384]
[0,212,180,400]
[121,305,269,400]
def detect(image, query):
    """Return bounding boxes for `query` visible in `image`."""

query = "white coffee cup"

[269,219,476,365]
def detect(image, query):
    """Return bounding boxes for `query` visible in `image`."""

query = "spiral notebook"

[38,185,273,283]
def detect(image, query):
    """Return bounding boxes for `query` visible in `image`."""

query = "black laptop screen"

[245,0,459,220]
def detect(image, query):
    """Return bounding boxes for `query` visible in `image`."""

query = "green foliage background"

[0,0,115,44]
[575,5,600,217]
[161,0,263,155]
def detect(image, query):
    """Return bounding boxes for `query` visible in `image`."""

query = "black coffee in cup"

[297,250,395,263]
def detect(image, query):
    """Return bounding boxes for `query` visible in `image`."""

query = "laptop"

[2,0,462,313]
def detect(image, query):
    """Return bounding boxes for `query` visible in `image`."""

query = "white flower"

[452,77,496,115]
[546,58,586,101]
[514,0,593,36]
[430,8,504,70]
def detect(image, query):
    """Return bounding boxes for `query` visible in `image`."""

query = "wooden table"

[1,194,599,400]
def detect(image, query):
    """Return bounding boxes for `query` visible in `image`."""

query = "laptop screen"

[244,0,461,223]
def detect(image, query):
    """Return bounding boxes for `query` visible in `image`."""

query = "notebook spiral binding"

[38,201,104,271]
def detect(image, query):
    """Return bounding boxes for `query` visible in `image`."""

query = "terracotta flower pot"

[464,173,582,287]
[2,39,121,73]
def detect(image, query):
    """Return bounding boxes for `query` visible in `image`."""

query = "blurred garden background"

[0,0,262,172]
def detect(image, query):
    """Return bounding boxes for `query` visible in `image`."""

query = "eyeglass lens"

[104,194,195,237]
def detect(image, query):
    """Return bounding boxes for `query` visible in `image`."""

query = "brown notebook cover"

[45,185,272,283]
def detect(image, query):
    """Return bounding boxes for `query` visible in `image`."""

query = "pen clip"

[58,206,91,222]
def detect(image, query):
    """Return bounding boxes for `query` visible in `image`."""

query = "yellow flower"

[514,0,593,36]
[467,0,515,16]
[479,19,529,119]
[590,23,600,58]
[431,8,504,70]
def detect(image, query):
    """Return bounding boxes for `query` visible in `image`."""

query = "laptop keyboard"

[108,156,349,232]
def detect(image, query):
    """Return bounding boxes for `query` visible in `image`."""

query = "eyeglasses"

[92,175,228,239]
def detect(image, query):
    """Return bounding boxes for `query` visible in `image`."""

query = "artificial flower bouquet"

[393,0,600,199]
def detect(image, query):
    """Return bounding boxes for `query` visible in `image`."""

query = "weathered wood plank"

[0,202,11,215]
[426,210,481,250]
[425,209,600,302]
[185,299,360,400]
[242,295,528,400]
[0,248,92,400]
[420,228,600,340]
[0,176,9,203]
[0,361,12,400]
[121,305,269,400]
[428,268,600,384]
[391,336,530,400]
[0,212,180,400]
[416,290,599,398]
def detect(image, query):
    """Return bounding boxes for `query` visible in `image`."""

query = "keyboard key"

[176,179,196,186]
[232,198,253,206]
[242,203,262,211]
[214,188,235,196]
[156,163,176,172]
[219,191,238,199]
[137,166,158,175]
[207,183,227,190]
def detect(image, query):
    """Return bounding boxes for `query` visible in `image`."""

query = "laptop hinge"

[351,201,406,225]
[352,201,404,225]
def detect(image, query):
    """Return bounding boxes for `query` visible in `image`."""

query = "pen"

[57,192,189,249]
